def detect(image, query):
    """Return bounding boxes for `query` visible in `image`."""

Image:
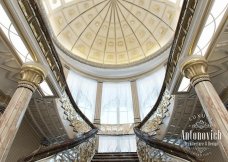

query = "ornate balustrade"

[141,90,172,136]
[134,0,204,161]
[135,128,199,162]
[18,129,98,162]
[60,93,91,134]
[16,1,98,161]
[96,123,135,135]
[137,138,190,162]
[54,137,96,162]
[16,0,206,161]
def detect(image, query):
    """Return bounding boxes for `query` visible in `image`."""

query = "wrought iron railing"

[18,129,97,162]
[18,1,98,161]
[18,0,96,130]
[54,137,96,162]
[18,0,203,161]
[134,0,202,161]
[61,92,91,133]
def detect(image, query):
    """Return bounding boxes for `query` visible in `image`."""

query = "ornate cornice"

[180,56,210,87]
[18,63,46,92]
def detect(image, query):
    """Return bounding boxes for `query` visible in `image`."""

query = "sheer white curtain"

[98,135,137,152]
[136,67,166,119]
[67,71,97,122]
[100,82,134,124]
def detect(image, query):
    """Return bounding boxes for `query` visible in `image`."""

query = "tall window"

[100,82,134,124]
[67,71,97,122]
[137,67,166,119]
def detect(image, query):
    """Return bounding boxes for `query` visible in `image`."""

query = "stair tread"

[92,159,139,162]
[93,158,139,159]
[95,153,137,155]
[95,154,138,157]
[96,152,137,154]
[92,152,139,162]
[93,156,138,158]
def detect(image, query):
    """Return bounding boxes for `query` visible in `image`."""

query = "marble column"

[131,81,141,123]
[0,63,46,162]
[94,82,103,125]
[180,56,228,159]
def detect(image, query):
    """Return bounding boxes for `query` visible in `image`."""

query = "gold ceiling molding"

[39,0,181,67]
[17,0,198,83]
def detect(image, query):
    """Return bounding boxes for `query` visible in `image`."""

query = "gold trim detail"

[165,0,198,86]
[18,62,46,92]
[17,0,65,91]
[180,56,210,86]
[17,0,198,84]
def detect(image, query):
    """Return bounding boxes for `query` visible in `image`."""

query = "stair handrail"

[136,0,197,129]
[19,0,201,161]
[18,128,98,162]
[17,1,99,161]
[134,0,202,161]
[135,128,201,162]
[19,0,97,129]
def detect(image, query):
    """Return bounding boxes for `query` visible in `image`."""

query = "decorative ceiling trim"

[38,0,181,67]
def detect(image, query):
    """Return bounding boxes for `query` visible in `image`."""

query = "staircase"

[91,152,139,162]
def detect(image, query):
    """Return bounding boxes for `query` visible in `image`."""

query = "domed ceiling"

[41,0,181,67]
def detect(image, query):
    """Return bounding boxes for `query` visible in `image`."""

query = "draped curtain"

[98,135,137,152]
[67,71,97,122]
[100,82,134,124]
[136,67,166,119]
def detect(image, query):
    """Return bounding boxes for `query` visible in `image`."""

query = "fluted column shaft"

[0,63,46,162]
[181,56,228,159]
[94,82,102,124]
[131,81,141,123]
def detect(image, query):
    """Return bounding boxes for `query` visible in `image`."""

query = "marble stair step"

[92,152,139,162]
[93,156,138,159]
[91,159,139,162]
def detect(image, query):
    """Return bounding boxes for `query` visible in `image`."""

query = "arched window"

[67,71,97,122]
[100,82,134,124]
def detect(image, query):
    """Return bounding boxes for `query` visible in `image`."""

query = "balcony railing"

[18,0,203,161]
[18,1,98,161]
[134,0,203,161]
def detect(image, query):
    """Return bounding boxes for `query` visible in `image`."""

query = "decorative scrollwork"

[141,89,172,135]
[61,93,91,133]
[55,137,96,162]
[96,123,135,135]
[137,138,185,162]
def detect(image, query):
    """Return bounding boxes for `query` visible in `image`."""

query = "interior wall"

[5,117,41,162]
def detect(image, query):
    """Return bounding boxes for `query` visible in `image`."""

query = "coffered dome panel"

[41,0,181,67]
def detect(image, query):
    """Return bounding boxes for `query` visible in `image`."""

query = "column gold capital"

[180,56,210,86]
[18,62,47,92]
